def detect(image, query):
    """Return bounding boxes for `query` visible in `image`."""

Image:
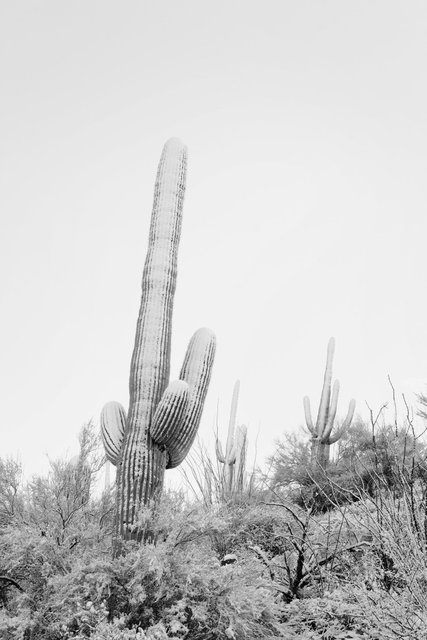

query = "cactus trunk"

[310,439,330,469]
[117,139,184,540]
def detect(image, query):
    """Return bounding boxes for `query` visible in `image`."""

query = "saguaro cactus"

[303,338,355,469]
[215,381,248,496]
[101,138,216,542]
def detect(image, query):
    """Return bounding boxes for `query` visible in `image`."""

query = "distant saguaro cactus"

[303,338,355,469]
[215,381,248,497]
[101,139,216,542]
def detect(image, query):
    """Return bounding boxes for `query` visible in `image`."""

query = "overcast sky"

[1,1,427,484]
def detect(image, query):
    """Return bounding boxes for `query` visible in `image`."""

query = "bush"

[269,420,427,513]
[2,414,427,638]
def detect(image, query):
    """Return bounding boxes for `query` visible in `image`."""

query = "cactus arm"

[215,438,225,464]
[323,379,340,442]
[315,337,335,432]
[225,380,240,458]
[232,424,247,492]
[303,396,315,435]
[150,380,189,446]
[223,444,237,466]
[117,139,187,537]
[229,445,238,464]
[224,380,240,489]
[236,423,247,442]
[343,398,356,429]
[328,426,346,445]
[100,401,126,465]
[328,398,356,443]
[166,328,216,469]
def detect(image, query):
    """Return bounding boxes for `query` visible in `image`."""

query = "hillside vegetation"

[1,414,427,639]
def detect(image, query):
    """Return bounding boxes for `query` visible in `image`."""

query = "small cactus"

[215,381,248,497]
[303,337,355,469]
[100,139,216,542]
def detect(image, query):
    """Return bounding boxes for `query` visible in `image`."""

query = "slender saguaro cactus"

[100,139,216,542]
[231,423,248,494]
[215,381,248,496]
[303,338,355,469]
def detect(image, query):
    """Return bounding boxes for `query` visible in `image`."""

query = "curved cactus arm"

[316,337,335,430]
[344,398,356,428]
[329,399,356,444]
[303,396,315,435]
[150,380,189,446]
[166,327,216,469]
[328,425,346,445]
[323,379,340,442]
[236,424,247,449]
[101,401,126,465]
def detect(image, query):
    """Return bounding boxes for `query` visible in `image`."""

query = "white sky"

[1,1,427,484]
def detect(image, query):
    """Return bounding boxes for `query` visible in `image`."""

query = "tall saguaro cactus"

[101,139,216,542]
[303,338,355,469]
[215,380,248,497]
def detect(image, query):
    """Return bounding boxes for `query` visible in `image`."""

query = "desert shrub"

[277,482,427,638]
[87,618,148,639]
[270,418,427,514]
[81,510,284,639]
[268,428,371,507]
[0,493,114,638]
[309,470,427,638]
[181,440,260,509]
[267,433,311,490]
[0,457,24,527]
[2,414,427,639]
[0,605,33,640]
[0,484,287,639]
[280,588,389,639]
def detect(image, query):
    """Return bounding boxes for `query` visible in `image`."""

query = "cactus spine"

[215,381,248,496]
[303,338,355,469]
[101,139,216,542]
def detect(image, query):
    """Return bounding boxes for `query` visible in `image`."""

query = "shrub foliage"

[1,418,427,638]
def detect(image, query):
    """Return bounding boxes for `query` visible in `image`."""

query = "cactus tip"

[194,327,216,340]
[164,137,186,151]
